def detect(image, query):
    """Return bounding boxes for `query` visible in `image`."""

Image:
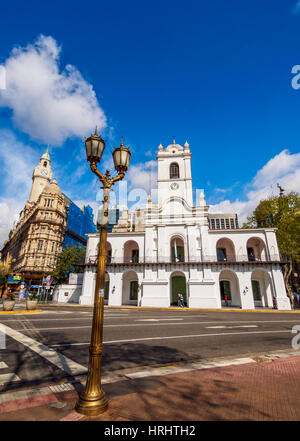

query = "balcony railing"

[85,254,282,265]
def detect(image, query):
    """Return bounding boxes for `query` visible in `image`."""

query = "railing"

[85,254,282,265]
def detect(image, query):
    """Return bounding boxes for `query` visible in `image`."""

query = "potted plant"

[26,292,39,310]
[2,290,16,311]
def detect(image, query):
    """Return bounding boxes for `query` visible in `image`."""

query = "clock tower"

[28,149,53,203]
[157,139,193,208]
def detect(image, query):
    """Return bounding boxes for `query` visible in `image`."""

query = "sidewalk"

[1,352,300,421]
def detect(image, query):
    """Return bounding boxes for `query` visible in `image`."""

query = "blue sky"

[0,0,300,244]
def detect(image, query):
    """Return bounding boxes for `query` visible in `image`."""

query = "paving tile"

[0,355,300,421]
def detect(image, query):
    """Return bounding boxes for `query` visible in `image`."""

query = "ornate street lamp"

[75,127,131,416]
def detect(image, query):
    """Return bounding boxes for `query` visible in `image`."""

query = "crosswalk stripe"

[0,373,21,384]
[1,324,87,376]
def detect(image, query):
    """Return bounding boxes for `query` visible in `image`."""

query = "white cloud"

[0,199,25,249]
[126,160,157,193]
[0,130,38,247]
[0,130,37,194]
[0,35,106,146]
[210,149,300,225]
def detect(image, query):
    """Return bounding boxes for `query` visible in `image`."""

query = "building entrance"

[171,275,187,306]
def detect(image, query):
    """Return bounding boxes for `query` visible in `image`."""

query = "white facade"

[79,141,291,311]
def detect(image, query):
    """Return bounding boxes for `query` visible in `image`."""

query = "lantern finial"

[94,126,98,136]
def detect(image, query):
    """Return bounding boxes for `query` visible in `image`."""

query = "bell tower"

[157,139,193,207]
[28,149,53,203]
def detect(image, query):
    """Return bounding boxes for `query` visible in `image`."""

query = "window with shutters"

[170,163,179,179]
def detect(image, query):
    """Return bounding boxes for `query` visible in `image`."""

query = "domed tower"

[28,148,53,203]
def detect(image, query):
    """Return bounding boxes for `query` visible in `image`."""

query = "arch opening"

[124,240,139,263]
[219,269,241,308]
[170,162,179,179]
[122,270,139,306]
[170,236,185,262]
[247,237,267,262]
[251,268,273,308]
[170,271,187,307]
[216,238,236,262]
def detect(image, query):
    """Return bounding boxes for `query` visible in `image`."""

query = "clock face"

[170,182,179,190]
[41,168,48,176]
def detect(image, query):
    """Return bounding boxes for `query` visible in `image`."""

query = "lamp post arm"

[90,161,106,183]
[109,171,125,187]
[90,162,125,189]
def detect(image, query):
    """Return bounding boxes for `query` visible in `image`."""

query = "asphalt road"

[0,306,300,393]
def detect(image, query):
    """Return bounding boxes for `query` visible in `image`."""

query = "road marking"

[3,318,299,327]
[1,324,87,376]
[51,342,89,347]
[0,362,8,369]
[40,310,74,312]
[126,357,255,379]
[206,325,258,329]
[0,316,128,323]
[8,319,299,332]
[136,318,184,322]
[103,329,292,344]
[0,373,21,384]
[49,329,292,347]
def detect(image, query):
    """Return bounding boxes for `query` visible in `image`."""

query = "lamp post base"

[75,392,108,416]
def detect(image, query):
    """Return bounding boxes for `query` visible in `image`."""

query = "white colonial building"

[78,140,291,310]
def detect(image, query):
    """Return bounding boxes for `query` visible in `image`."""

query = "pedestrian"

[178,293,185,308]
[224,294,228,307]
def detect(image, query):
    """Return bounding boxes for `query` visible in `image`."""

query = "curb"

[0,310,43,315]
[125,349,300,379]
[42,303,300,313]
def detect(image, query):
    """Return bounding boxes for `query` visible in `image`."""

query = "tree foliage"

[244,192,300,308]
[244,192,300,262]
[52,245,85,284]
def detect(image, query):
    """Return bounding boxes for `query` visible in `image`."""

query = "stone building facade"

[1,151,66,284]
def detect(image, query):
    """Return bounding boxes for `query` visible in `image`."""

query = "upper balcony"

[85,254,282,266]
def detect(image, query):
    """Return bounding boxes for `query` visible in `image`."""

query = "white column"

[157,226,167,262]
[79,267,96,305]
[238,270,255,310]
[271,266,291,310]
[108,272,122,306]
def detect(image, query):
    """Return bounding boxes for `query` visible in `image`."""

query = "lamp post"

[75,127,131,416]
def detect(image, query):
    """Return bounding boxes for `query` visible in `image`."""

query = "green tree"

[52,245,86,284]
[244,192,300,308]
